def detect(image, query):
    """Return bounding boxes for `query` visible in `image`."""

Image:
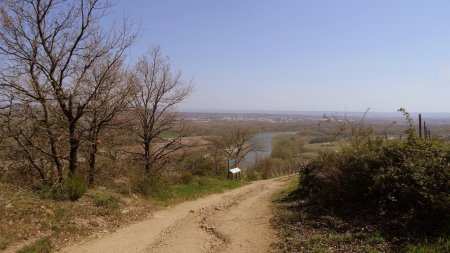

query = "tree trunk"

[144,139,151,173]
[41,100,64,183]
[69,124,80,177]
[88,138,98,187]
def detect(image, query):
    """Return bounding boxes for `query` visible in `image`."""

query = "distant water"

[241,131,298,167]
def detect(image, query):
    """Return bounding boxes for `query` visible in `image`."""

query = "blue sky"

[111,0,450,112]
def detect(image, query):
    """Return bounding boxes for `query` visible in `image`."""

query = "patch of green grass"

[303,141,343,153]
[367,233,385,244]
[272,177,298,202]
[160,131,177,138]
[328,232,356,244]
[298,152,319,160]
[298,141,346,161]
[87,189,120,216]
[406,237,450,253]
[16,237,52,253]
[154,177,246,204]
[306,233,323,246]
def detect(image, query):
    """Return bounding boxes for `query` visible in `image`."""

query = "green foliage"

[16,237,52,253]
[271,134,304,161]
[243,133,305,180]
[272,178,389,252]
[298,109,450,251]
[88,189,120,216]
[180,151,214,177]
[152,177,244,203]
[66,172,87,201]
[301,109,449,231]
[300,138,450,223]
[398,107,419,142]
[406,237,450,253]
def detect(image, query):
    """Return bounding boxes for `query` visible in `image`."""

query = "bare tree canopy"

[211,126,261,167]
[81,57,135,186]
[131,46,192,173]
[0,0,136,188]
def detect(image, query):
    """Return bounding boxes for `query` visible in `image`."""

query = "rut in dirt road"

[61,177,294,253]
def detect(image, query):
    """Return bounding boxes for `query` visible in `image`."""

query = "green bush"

[271,134,304,161]
[299,138,450,229]
[66,172,87,201]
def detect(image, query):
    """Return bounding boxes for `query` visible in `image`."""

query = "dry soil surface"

[61,177,293,253]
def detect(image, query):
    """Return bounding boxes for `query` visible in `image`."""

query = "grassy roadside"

[271,179,449,253]
[1,177,247,253]
[146,177,247,206]
[271,178,391,253]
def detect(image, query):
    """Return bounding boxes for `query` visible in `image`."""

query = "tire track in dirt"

[61,177,293,253]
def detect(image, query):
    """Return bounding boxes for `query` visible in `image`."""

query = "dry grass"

[0,175,247,252]
[0,182,154,252]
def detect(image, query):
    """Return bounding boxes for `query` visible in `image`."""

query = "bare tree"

[322,108,373,147]
[131,46,192,173]
[0,0,135,187]
[81,59,134,186]
[0,85,66,184]
[217,126,260,167]
[207,136,226,176]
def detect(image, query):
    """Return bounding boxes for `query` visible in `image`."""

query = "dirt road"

[61,177,293,253]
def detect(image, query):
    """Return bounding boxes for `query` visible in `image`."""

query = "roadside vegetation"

[0,169,247,252]
[0,1,279,251]
[273,109,450,253]
[273,178,393,252]
[0,1,449,253]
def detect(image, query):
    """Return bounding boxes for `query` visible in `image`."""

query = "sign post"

[228,168,241,180]
[227,159,236,179]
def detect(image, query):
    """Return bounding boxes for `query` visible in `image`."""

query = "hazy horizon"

[180,108,450,115]
[111,1,450,113]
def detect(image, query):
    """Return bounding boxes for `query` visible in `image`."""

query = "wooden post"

[419,114,422,139]
[424,121,427,140]
[227,159,230,179]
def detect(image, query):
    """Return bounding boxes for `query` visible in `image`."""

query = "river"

[241,131,298,167]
